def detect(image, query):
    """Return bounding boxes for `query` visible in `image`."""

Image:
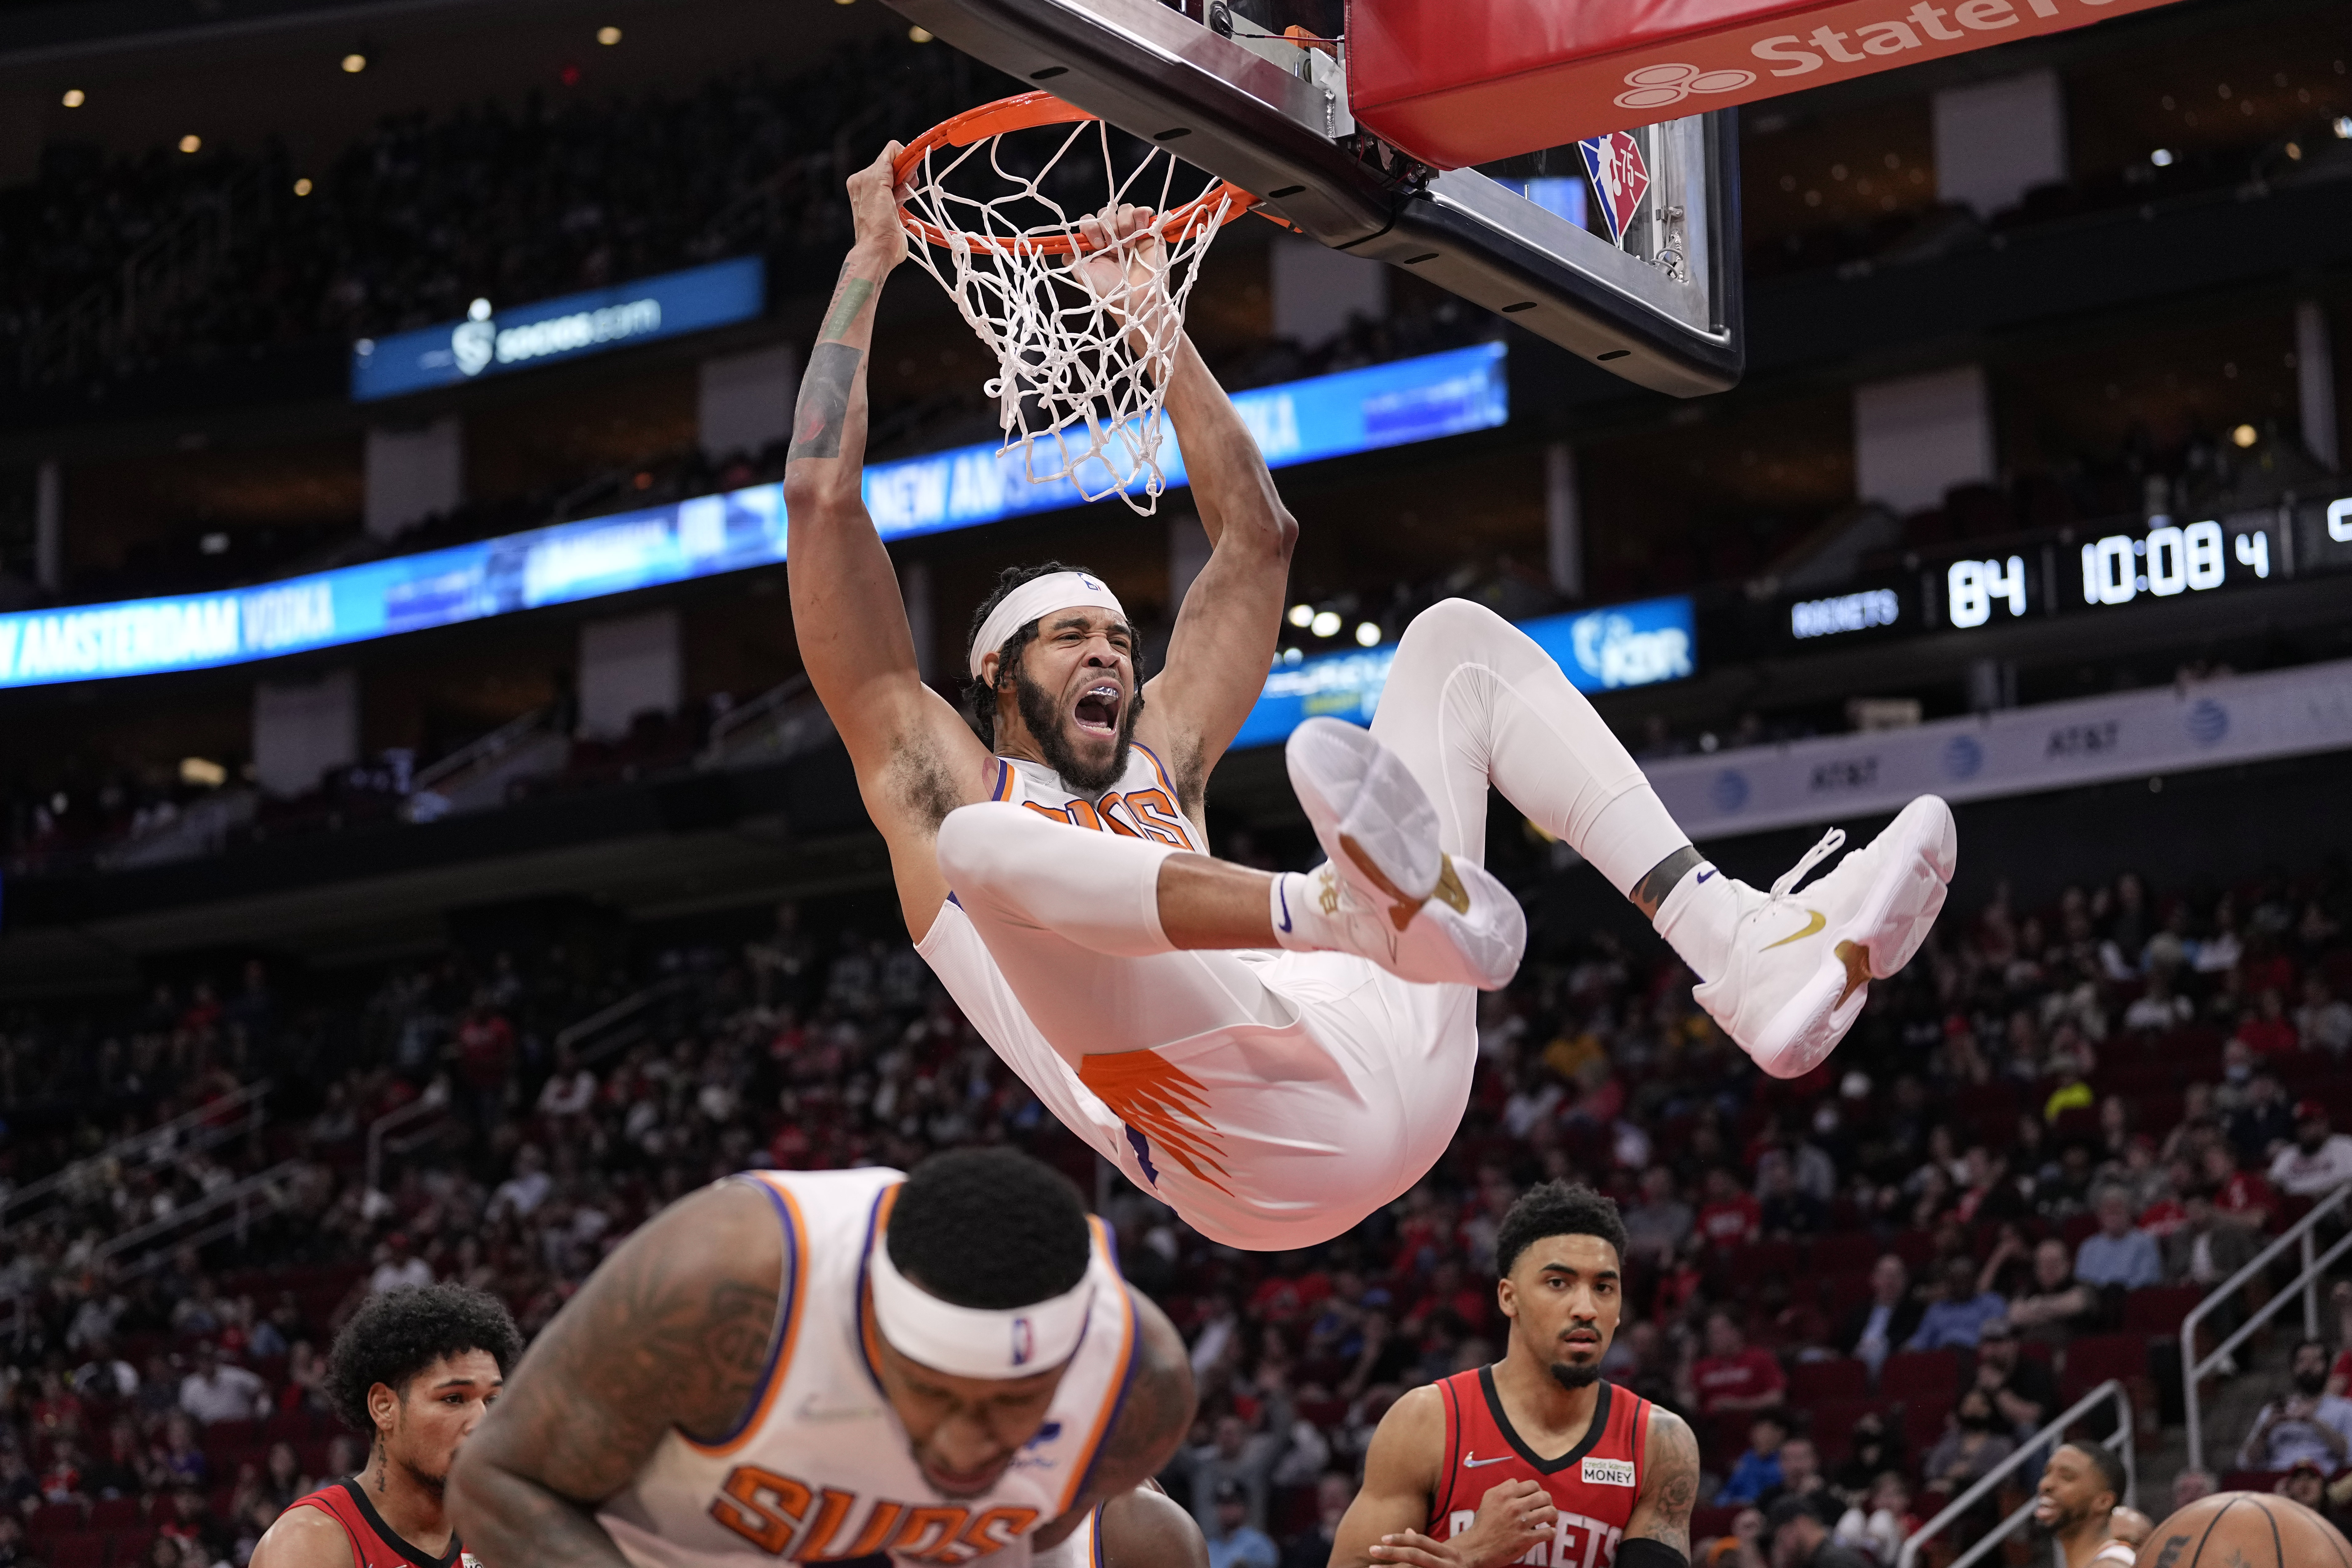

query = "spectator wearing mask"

[2269,1102,2352,1197]
[1828,1413,1905,1502]
[1203,1481,1277,1568]
[1687,1309,1788,1414]
[1716,1411,1792,1506]
[2236,1340,2352,1472]
[1835,1255,1924,1376]
[2074,1187,2162,1291]
[1833,1473,1915,1564]
[1906,1257,2008,1352]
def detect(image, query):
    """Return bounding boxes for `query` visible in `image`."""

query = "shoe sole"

[1748,795,1958,1077]
[1285,718,1441,927]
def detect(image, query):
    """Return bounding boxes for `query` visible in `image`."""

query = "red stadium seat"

[1788,1358,1870,1404]
[47,1536,108,1568]
[87,1500,142,1533]
[1808,1233,1882,1273]
[1690,1506,1743,1544]
[2122,1285,2206,1338]
[1878,1351,1960,1404]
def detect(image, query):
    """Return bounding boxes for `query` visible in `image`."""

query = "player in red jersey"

[1331,1182,1699,1568]
[251,1284,521,1568]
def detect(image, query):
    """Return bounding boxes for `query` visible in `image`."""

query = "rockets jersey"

[285,1478,472,1568]
[1428,1369,1653,1568]
[596,1168,1141,1568]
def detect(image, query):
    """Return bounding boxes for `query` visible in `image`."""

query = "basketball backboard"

[881,0,1744,397]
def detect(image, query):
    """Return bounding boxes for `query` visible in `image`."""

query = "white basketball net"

[899,114,1242,515]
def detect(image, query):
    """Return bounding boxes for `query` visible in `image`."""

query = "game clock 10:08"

[1941,515,2279,631]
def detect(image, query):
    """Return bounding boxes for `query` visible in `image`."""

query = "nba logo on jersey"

[1011,1317,1035,1366]
[1577,131,1650,246]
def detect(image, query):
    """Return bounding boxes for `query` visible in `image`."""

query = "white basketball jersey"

[597,1168,1139,1568]
[984,746,1204,852]
[912,746,1229,1217]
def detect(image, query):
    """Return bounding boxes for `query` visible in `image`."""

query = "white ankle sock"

[1270,868,1349,953]
[1653,861,1741,983]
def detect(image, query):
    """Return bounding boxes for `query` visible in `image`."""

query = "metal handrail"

[1,1080,271,1234]
[364,1085,452,1196]
[1896,1379,2135,1568]
[2183,1182,2352,1473]
[698,675,815,766]
[95,1158,302,1266]
[407,705,555,799]
[555,975,697,1068]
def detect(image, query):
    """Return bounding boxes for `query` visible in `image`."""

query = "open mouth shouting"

[1072,681,1123,736]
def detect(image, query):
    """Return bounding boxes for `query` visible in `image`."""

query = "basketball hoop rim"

[893,90,1260,257]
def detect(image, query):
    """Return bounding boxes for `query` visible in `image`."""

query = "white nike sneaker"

[1694,794,1958,1078]
[1285,718,1526,989]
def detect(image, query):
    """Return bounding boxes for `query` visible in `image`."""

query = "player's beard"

[1013,657,1142,794]
[1548,1359,1603,1391]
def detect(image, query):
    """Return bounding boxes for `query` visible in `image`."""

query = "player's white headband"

[967,571,1128,681]
[869,1229,1094,1379]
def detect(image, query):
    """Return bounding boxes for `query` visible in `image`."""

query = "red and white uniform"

[1427,1369,1652,1568]
[285,1479,473,1568]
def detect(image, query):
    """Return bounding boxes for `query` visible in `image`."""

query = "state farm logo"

[1614,62,1757,111]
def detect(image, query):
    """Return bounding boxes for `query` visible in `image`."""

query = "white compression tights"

[933,598,1693,1050]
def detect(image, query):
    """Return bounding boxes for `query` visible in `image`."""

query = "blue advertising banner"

[0,343,1511,691]
[350,257,767,401]
[861,341,1508,538]
[1227,594,1697,751]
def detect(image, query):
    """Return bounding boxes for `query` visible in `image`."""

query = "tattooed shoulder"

[1627,1408,1699,1552]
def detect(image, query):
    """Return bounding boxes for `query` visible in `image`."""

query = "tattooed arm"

[1621,1409,1700,1560]
[1030,1294,1198,1549]
[446,1182,785,1568]
[784,143,994,939]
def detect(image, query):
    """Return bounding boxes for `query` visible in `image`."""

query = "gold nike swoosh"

[1763,908,1827,949]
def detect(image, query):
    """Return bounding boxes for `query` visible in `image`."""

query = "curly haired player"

[781,146,1958,1254]
[251,1283,522,1568]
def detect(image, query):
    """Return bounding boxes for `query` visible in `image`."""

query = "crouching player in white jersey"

[784,144,1961,1253]
[448,1149,1200,1568]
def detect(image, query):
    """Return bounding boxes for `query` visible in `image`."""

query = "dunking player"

[1329,1182,1696,1568]
[2031,1444,2137,1567]
[448,1149,1198,1568]
[786,144,1958,1251]
[252,1283,521,1568]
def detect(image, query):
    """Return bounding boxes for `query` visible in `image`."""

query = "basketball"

[2135,1493,2352,1567]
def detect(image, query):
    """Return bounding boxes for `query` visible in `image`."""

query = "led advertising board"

[1227,593,1697,752]
[350,257,767,401]
[0,343,1511,690]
